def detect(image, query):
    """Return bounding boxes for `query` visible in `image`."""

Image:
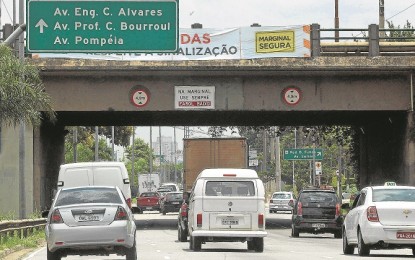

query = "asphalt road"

[23,211,414,260]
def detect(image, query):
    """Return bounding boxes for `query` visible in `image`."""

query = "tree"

[124,138,154,185]
[386,20,414,42]
[0,45,55,126]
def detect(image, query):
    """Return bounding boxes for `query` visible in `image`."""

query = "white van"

[187,168,267,252]
[57,162,132,208]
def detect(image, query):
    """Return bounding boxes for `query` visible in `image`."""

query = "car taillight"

[114,206,128,221]
[297,202,303,216]
[367,206,379,222]
[126,198,132,209]
[335,203,341,217]
[289,199,293,205]
[258,213,264,228]
[50,209,63,224]
[197,213,202,227]
[180,204,188,217]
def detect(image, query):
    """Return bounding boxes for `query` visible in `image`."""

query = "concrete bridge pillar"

[33,119,66,210]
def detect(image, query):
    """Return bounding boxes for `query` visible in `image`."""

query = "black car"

[160,192,183,215]
[291,187,343,238]
[177,192,190,242]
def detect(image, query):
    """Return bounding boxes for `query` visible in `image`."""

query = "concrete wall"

[0,124,34,218]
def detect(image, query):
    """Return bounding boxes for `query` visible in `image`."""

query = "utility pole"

[379,0,385,39]
[334,0,339,42]
[292,128,297,192]
[95,126,99,161]
[174,126,177,183]
[149,126,153,175]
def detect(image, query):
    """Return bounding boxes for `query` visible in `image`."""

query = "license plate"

[172,202,180,204]
[397,232,415,239]
[146,207,153,210]
[312,223,325,228]
[77,214,100,222]
[222,218,239,225]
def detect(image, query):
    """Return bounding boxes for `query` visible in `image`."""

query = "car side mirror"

[288,200,294,207]
[341,203,350,210]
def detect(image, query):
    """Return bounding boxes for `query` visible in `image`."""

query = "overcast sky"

[1,0,414,28]
[1,0,414,146]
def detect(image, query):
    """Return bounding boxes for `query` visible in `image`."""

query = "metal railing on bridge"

[311,23,415,57]
[2,23,415,58]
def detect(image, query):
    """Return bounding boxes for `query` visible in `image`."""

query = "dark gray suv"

[291,187,343,238]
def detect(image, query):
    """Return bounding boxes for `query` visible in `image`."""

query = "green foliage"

[124,138,154,185]
[386,20,415,42]
[0,45,55,126]
[0,211,16,221]
[0,229,45,250]
[237,125,358,194]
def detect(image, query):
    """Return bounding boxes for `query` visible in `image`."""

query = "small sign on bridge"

[27,0,179,53]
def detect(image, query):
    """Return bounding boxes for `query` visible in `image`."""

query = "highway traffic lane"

[22,212,414,260]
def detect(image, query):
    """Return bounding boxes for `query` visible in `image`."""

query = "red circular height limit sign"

[130,87,150,108]
[282,87,301,106]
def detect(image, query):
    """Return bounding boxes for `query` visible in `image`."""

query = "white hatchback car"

[342,185,415,256]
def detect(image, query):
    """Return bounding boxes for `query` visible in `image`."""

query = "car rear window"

[166,193,183,200]
[373,189,415,202]
[55,187,122,206]
[205,181,255,197]
[300,191,337,203]
[273,193,292,199]
[141,192,158,197]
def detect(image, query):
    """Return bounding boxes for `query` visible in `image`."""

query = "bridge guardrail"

[0,218,46,244]
[311,23,415,57]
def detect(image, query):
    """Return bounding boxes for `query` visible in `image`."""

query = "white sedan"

[44,186,137,260]
[342,185,415,256]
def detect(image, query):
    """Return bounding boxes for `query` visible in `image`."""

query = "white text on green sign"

[27,0,179,53]
[283,148,323,160]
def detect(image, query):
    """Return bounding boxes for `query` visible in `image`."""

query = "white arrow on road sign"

[35,19,48,33]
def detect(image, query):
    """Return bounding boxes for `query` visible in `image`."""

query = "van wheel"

[189,235,194,250]
[47,246,61,260]
[192,236,202,251]
[247,240,255,250]
[253,238,264,252]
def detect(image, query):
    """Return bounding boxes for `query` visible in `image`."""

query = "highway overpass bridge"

[25,55,413,210]
[1,23,414,216]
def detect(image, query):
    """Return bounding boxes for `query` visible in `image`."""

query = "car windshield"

[55,187,122,206]
[273,193,291,199]
[373,188,415,202]
[205,181,255,197]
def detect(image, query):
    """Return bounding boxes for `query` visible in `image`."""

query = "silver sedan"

[44,186,137,260]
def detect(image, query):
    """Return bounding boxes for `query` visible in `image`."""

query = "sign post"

[27,0,179,53]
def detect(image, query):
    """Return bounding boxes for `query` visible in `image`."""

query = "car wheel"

[162,210,166,215]
[334,230,342,239]
[178,226,187,242]
[253,237,264,252]
[291,224,299,237]
[342,227,354,255]
[247,240,255,250]
[47,246,61,260]
[125,238,137,260]
[192,236,202,251]
[357,230,370,256]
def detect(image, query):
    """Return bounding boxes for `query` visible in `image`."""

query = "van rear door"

[202,180,258,230]
[59,168,92,188]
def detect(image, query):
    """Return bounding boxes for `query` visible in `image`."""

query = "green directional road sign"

[283,148,323,160]
[27,0,179,53]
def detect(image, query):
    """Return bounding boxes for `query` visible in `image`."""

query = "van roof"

[60,162,126,169]
[197,168,258,179]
